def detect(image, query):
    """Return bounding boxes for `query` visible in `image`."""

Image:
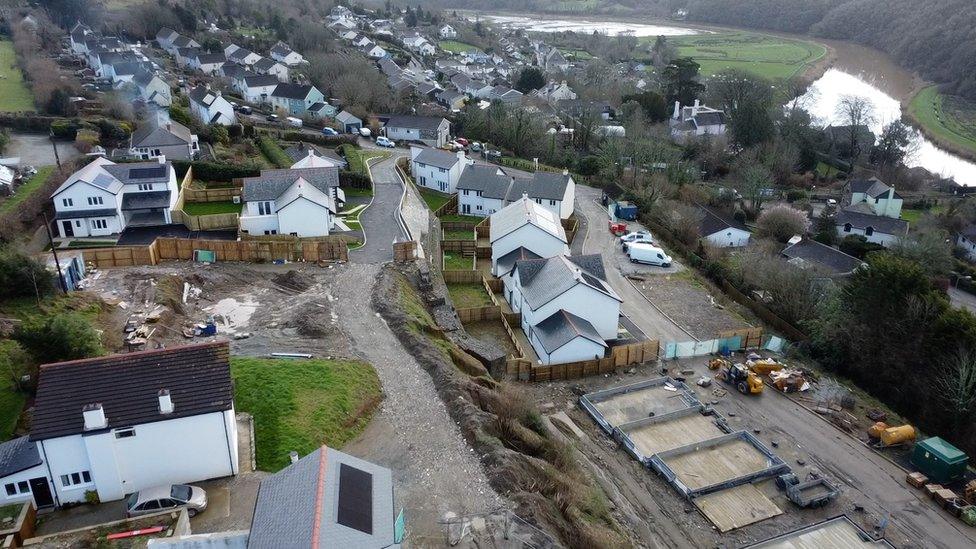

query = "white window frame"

[62,198,73,207]
[4,481,30,496]
[59,470,92,489]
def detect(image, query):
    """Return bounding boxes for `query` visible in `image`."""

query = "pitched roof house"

[129,116,198,161]
[844,177,903,219]
[490,197,570,276]
[239,167,342,237]
[188,85,236,125]
[381,115,449,147]
[0,343,238,509]
[248,446,399,548]
[252,56,289,82]
[670,100,728,143]
[285,142,346,169]
[269,41,305,66]
[458,167,575,219]
[503,254,620,364]
[269,83,326,117]
[133,70,172,107]
[781,236,865,277]
[409,146,468,194]
[836,208,908,247]
[699,206,751,248]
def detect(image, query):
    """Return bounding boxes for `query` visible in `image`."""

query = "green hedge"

[257,136,292,168]
[172,160,261,182]
[339,170,371,190]
[281,131,358,148]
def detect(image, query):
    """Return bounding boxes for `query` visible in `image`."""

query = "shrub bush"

[256,136,292,168]
[171,160,261,182]
[14,312,103,363]
[0,247,54,299]
[339,170,371,190]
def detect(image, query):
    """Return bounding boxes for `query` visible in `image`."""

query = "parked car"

[286,116,303,128]
[619,230,651,244]
[238,106,252,115]
[621,235,656,251]
[455,137,470,147]
[321,127,339,136]
[469,142,483,153]
[376,136,396,148]
[627,243,672,267]
[358,127,372,137]
[126,484,208,518]
[266,114,279,123]
[484,149,502,160]
[826,198,837,206]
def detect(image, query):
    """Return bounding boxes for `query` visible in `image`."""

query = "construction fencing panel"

[718,328,764,349]
[664,337,743,360]
[456,306,502,323]
[82,244,159,268]
[505,339,660,382]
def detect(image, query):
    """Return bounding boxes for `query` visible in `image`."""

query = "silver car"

[125,484,208,517]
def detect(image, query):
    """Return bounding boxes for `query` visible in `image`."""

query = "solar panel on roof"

[129,166,167,179]
[337,463,373,535]
[91,173,116,189]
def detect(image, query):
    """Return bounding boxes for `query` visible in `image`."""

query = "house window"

[137,184,154,191]
[60,471,92,488]
[115,428,136,439]
[75,220,81,227]
[263,230,278,235]
[4,481,30,496]
[549,200,556,206]
[535,198,541,204]
[865,226,874,236]
[92,219,108,230]
[62,198,73,207]
[438,167,447,173]
[87,196,103,206]
[463,190,469,195]
[843,223,852,233]
[258,201,273,215]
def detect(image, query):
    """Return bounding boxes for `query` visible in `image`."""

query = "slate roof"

[847,177,901,199]
[30,342,233,441]
[489,197,567,244]
[336,111,361,124]
[533,309,607,354]
[284,143,346,167]
[121,190,172,210]
[457,164,510,194]
[528,172,572,200]
[111,61,146,76]
[413,147,461,170]
[960,224,976,240]
[131,119,193,148]
[172,35,196,48]
[221,62,248,79]
[248,446,395,549]
[836,208,909,236]
[196,52,226,65]
[103,162,172,186]
[227,47,254,62]
[495,246,541,277]
[382,115,447,132]
[133,70,157,87]
[699,206,749,237]
[241,167,339,201]
[693,111,726,127]
[782,238,864,275]
[270,43,293,57]
[0,436,43,478]
[244,74,280,88]
[272,83,315,100]
[156,27,178,42]
[253,57,278,72]
[514,254,618,310]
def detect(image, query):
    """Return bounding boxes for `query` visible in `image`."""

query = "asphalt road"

[575,185,694,343]
[349,151,408,264]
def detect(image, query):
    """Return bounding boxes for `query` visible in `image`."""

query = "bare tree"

[935,347,976,431]
[835,95,875,171]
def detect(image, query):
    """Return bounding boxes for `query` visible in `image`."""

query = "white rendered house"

[458,167,575,219]
[188,85,235,125]
[51,157,178,238]
[0,342,238,509]
[489,197,569,276]
[410,146,467,193]
[670,100,727,143]
[239,167,342,237]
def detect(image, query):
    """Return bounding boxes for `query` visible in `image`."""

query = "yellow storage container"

[868,422,889,439]
[881,425,916,447]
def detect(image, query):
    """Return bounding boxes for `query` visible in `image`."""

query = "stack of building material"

[906,471,929,488]
[925,483,944,499]
[767,369,809,393]
[965,479,976,503]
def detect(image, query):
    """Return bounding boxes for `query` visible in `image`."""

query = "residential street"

[575,185,696,343]
[349,151,409,264]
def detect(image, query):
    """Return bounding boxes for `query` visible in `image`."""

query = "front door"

[29,477,54,508]
[61,220,74,238]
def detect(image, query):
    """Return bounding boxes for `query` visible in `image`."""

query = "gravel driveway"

[350,152,409,264]
[336,263,504,544]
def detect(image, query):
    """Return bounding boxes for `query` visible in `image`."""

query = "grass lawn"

[443,252,473,271]
[440,214,483,224]
[559,48,593,60]
[443,229,474,240]
[0,40,34,112]
[447,282,493,308]
[340,144,388,176]
[342,187,373,198]
[67,240,116,248]
[815,161,842,179]
[908,86,976,157]
[0,166,54,216]
[419,188,452,212]
[182,201,243,216]
[230,357,382,472]
[665,31,826,81]
[439,40,481,54]
[901,207,942,225]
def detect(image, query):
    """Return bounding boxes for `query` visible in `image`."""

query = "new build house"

[504,254,621,364]
[239,167,342,237]
[51,157,178,238]
[129,116,198,161]
[410,146,467,193]
[457,166,575,219]
[382,115,450,147]
[490,197,569,276]
[0,343,238,509]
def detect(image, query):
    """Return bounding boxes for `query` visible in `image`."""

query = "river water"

[480,13,976,185]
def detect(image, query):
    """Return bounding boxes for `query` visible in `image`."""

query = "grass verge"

[442,252,472,270]
[230,357,382,471]
[908,86,976,158]
[447,283,492,308]
[418,188,452,212]
[0,166,55,216]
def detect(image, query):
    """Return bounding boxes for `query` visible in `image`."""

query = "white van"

[627,242,672,267]
[286,116,302,127]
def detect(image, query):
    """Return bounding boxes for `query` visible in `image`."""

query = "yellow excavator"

[711,358,764,395]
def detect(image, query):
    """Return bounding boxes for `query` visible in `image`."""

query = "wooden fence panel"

[442,270,484,283]
[457,306,501,323]
[433,193,459,216]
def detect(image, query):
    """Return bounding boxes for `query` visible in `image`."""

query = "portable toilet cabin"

[911,437,968,484]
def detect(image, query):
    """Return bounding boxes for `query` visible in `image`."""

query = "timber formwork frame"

[613,405,733,465]
[579,377,699,434]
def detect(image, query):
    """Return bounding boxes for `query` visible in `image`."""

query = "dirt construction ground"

[525,358,976,549]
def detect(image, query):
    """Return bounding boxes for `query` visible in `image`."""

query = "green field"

[0,166,54,216]
[182,201,243,216]
[908,86,976,157]
[231,357,382,471]
[439,40,481,54]
[665,32,826,81]
[443,252,473,270]
[0,40,34,112]
[559,48,593,60]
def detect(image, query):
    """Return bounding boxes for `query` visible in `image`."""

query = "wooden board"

[592,386,693,427]
[623,413,725,457]
[695,484,782,533]
[747,516,886,548]
[664,439,770,490]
